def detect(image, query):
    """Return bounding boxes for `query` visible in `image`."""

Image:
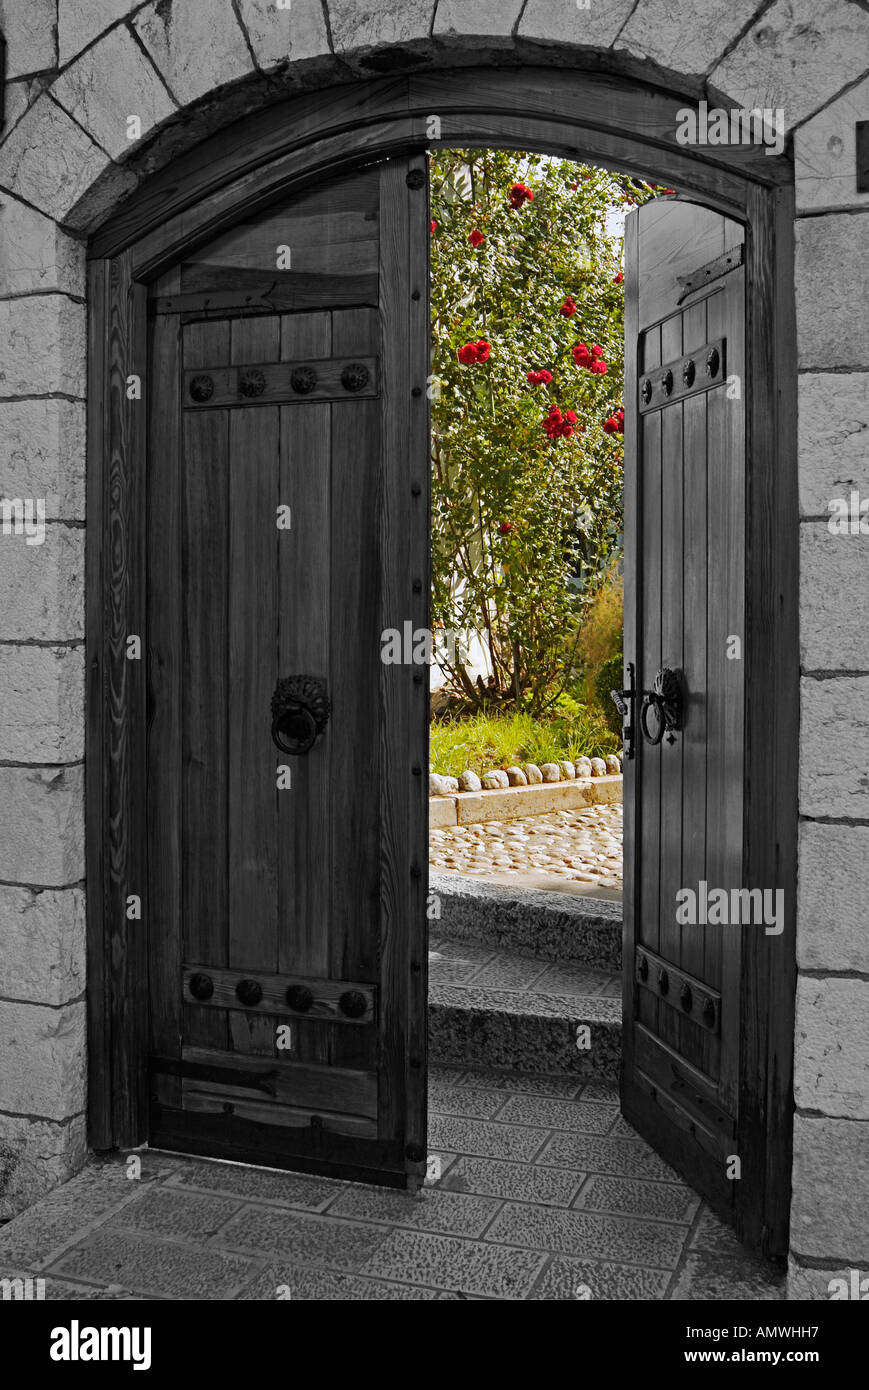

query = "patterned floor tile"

[427,938,496,965]
[0,1161,161,1271]
[111,1186,242,1240]
[439,1156,585,1207]
[494,1094,617,1134]
[466,957,552,990]
[668,1250,786,1301]
[454,1068,584,1099]
[49,1230,256,1299]
[428,1079,510,1119]
[572,1175,700,1224]
[577,1081,620,1102]
[428,955,486,985]
[163,1158,342,1211]
[213,1206,391,1270]
[537,1133,682,1182]
[530,1254,673,1301]
[360,1229,546,1298]
[236,1265,460,1300]
[484,1202,687,1269]
[323,1184,502,1237]
[428,1114,549,1162]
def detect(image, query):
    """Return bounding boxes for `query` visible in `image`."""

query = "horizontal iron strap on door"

[635,946,721,1034]
[676,243,745,302]
[151,1048,378,1116]
[182,965,376,1024]
[639,337,726,414]
[183,356,379,408]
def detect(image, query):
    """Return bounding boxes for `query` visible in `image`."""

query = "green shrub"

[594,654,625,735]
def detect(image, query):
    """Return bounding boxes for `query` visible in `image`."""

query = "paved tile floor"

[429,804,623,894]
[0,1067,784,1300]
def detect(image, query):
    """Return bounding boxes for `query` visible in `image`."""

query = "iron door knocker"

[640,667,685,746]
[271,676,330,755]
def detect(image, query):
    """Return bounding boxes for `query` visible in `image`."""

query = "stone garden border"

[430,773,623,827]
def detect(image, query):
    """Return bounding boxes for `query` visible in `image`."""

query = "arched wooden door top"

[90,67,791,277]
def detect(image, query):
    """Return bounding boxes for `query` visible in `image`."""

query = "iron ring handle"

[640,692,666,746]
[271,701,318,755]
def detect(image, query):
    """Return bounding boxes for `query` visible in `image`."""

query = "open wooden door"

[621,199,757,1233]
[144,154,431,1188]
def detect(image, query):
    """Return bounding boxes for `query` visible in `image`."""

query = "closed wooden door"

[622,200,751,1227]
[144,156,430,1187]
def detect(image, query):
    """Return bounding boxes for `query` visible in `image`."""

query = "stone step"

[427,937,621,1081]
[429,869,623,971]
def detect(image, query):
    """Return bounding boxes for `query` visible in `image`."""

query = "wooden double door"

[91,141,791,1250]
[143,157,430,1186]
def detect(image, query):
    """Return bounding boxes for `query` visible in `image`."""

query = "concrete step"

[427,936,621,1081]
[429,869,623,972]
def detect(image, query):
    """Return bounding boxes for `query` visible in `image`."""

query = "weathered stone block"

[0,1001,85,1122]
[0,766,84,885]
[0,96,118,226]
[798,373,869,517]
[58,0,139,67]
[0,0,56,79]
[710,0,869,131]
[237,0,331,70]
[2,77,44,135]
[800,524,869,672]
[0,886,85,1006]
[0,399,86,519]
[787,1257,867,1301]
[618,0,759,78]
[0,297,86,399]
[518,0,635,49]
[0,193,85,298]
[52,24,178,160]
[328,0,435,52]
[0,526,84,641]
[798,823,869,974]
[133,0,254,106]
[0,1113,86,1221]
[799,677,869,819]
[796,214,869,369]
[434,0,524,44]
[795,73,869,214]
[0,646,84,763]
[790,1114,869,1261]
[794,977,869,1120]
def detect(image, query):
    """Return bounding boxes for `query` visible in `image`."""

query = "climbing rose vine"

[430,149,662,713]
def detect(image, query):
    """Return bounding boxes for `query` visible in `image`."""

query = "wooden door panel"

[146,156,429,1187]
[623,199,746,1227]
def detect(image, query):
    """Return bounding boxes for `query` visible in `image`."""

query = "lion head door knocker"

[639,668,685,746]
[270,676,330,755]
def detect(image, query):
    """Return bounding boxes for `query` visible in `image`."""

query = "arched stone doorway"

[83,67,795,1259]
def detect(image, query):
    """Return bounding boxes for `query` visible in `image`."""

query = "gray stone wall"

[0,0,866,1296]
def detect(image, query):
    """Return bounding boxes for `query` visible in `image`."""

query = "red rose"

[508,182,534,210]
[468,229,485,247]
[572,342,592,369]
[569,183,577,190]
[603,417,618,434]
[457,339,491,365]
[430,220,437,233]
[475,339,491,362]
[592,345,604,358]
[590,360,608,374]
[498,521,513,535]
[560,297,577,318]
[563,409,577,425]
[612,271,624,284]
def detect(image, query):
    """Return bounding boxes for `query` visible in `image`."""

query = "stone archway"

[1,0,867,1302]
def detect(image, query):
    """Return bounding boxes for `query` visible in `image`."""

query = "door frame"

[86,67,797,1256]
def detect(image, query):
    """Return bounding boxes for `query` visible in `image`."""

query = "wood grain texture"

[182,965,375,1023]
